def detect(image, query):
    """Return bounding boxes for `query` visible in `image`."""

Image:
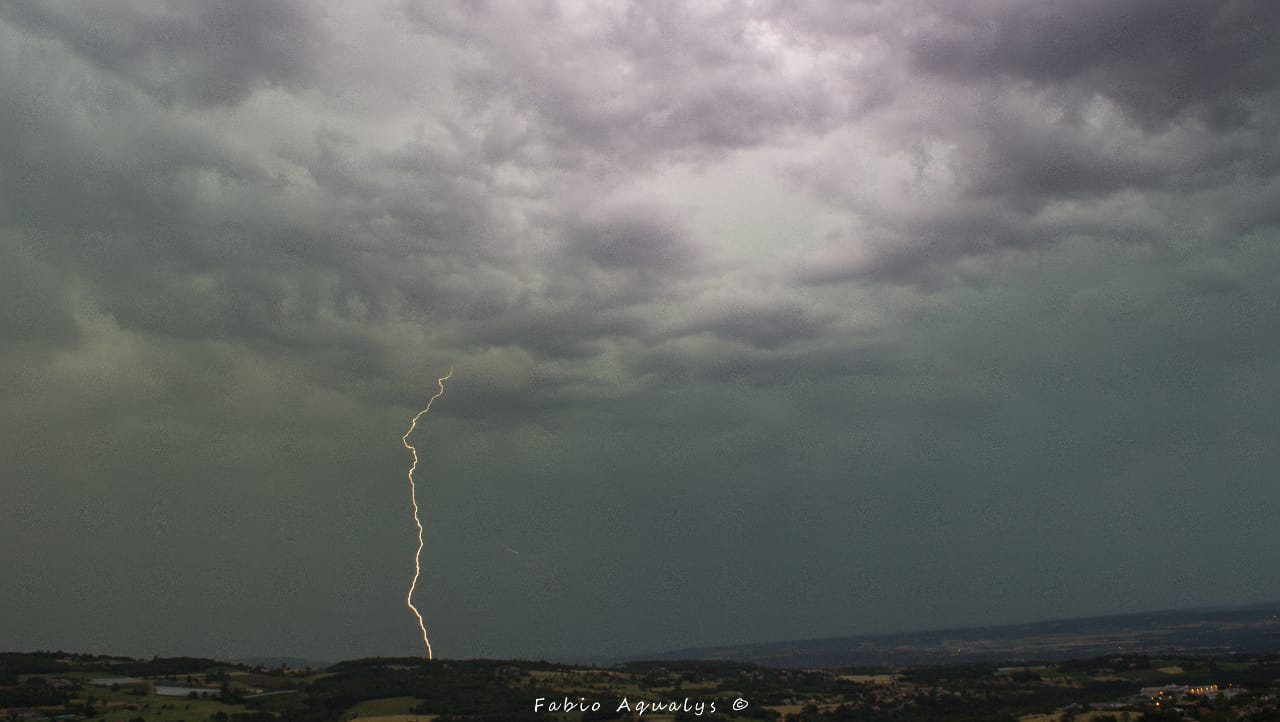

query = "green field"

[341,695,426,719]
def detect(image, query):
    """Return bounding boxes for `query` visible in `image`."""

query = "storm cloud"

[2,1,1278,662]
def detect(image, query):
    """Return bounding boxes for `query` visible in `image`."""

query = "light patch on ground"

[840,674,899,685]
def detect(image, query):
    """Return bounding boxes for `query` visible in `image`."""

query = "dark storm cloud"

[768,0,1280,286]
[562,202,699,273]
[0,56,269,231]
[0,0,325,107]
[408,0,888,167]
[0,5,518,368]
[908,0,1280,131]
[670,300,833,350]
[304,133,521,259]
[467,303,645,360]
[1180,261,1247,297]
[0,238,80,352]
[634,337,898,387]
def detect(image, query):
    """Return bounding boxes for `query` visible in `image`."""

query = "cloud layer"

[2,0,1278,661]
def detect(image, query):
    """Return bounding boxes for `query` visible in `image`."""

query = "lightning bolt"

[401,366,453,659]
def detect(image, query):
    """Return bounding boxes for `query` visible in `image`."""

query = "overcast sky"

[3,0,1279,663]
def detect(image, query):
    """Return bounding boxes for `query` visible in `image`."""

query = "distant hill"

[232,656,331,670]
[640,600,1280,668]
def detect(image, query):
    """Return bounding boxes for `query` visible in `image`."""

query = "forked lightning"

[401,367,453,659]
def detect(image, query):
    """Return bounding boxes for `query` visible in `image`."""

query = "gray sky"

[2,0,1278,663]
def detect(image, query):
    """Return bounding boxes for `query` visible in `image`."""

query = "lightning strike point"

[401,366,453,659]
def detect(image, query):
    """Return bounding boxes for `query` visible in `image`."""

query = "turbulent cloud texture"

[2,1,1278,661]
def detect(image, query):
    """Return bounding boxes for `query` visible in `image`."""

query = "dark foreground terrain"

[4,650,1280,722]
